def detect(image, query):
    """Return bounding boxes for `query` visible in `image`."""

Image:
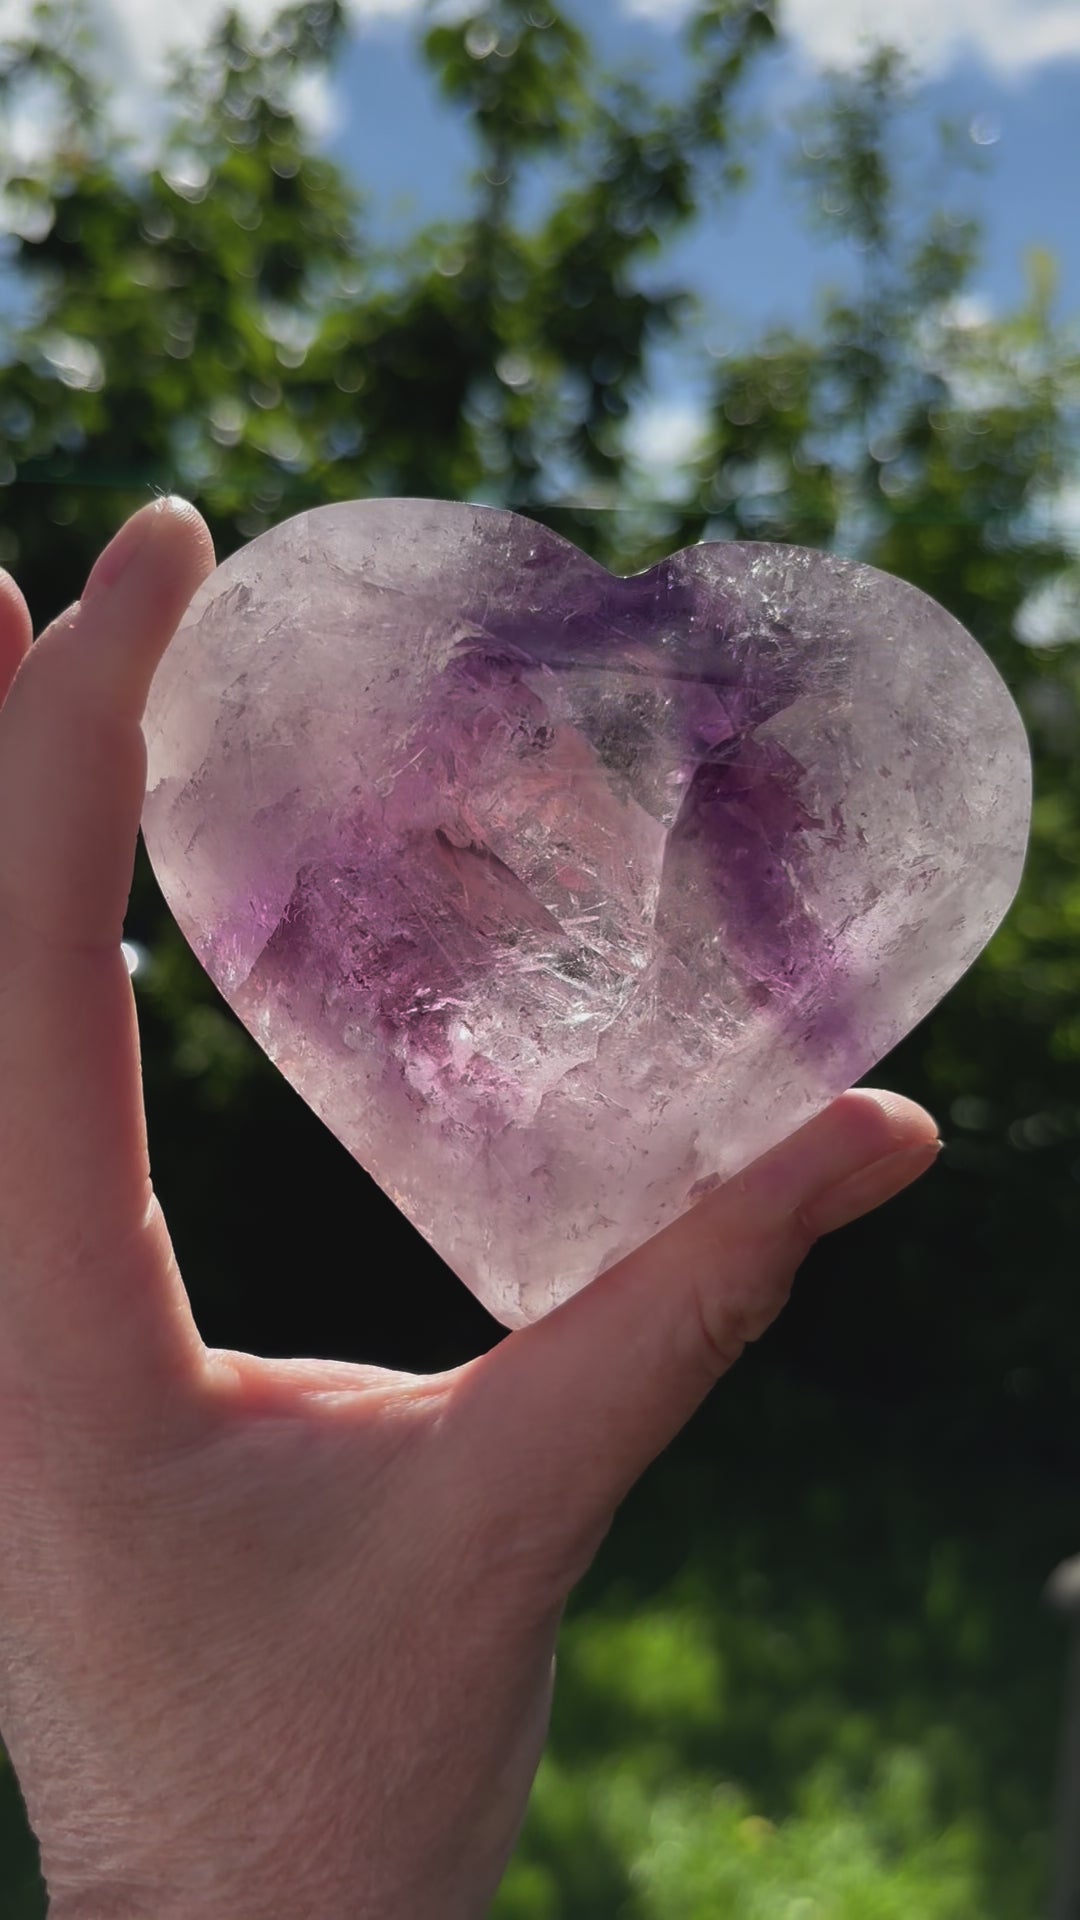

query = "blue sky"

[2,0,1078,464]
[320,1,1080,469]
[331,3,1080,340]
[4,0,1078,339]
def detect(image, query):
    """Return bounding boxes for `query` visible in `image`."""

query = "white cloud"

[3,0,278,108]
[626,398,709,499]
[627,397,708,469]
[1055,479,1080,551]
[4,0,1079,170]
[0,0,414,160]
[624,0,1080,77]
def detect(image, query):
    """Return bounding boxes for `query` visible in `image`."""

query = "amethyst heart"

[142,500,1031,1325]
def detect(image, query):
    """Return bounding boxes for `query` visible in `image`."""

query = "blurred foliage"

[1,1,1079,1914]
[496,1400,1067,1915]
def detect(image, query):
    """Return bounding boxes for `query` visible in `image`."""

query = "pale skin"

[0,498,940,1919]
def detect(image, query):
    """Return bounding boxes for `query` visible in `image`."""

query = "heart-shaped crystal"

[142,500,1030,1325]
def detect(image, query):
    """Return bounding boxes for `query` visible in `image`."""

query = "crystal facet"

[142,501,1031,1325]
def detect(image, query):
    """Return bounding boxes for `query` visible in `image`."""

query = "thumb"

[454,1090,939,1561]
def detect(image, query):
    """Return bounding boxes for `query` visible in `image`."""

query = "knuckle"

[688,1278,746,1380]
[685,1221,809,1382]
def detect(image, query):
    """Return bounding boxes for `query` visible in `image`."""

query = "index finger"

[0,501,215,1411]
[0,568,33,701]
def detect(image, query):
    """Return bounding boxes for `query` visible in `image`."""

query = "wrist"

[49,1891,361,1920]
[47,1866,369,1920]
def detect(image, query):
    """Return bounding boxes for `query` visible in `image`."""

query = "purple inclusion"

[440,562,833,999]
[250,546,842,1083]
[657,740,828,999]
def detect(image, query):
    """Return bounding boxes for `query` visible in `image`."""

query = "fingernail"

[802,1140,942,1238]
[82,498,189,604]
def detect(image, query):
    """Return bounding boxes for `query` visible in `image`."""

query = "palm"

[0,1329,559,1917]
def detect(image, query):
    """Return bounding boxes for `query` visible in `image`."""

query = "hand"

[0,500,939,1920]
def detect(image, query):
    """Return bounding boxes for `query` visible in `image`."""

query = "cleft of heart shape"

[142,500,1031,1326]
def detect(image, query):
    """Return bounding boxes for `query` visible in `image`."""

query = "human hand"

[0,500,939,1920]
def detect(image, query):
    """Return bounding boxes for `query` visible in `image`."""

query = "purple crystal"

[142,501,1031,1325]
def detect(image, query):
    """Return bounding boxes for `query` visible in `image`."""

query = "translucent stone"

[142,501,1031,1325]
